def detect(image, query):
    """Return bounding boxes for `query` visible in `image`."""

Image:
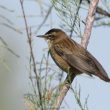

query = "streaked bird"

[37,28,110,82]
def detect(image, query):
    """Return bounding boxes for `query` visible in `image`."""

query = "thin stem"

[19,0,43,110]
[70,0,82,37]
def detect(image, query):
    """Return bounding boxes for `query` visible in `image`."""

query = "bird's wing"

[86,51,109,78]
[54,44,96,74]
[54,41,109,77]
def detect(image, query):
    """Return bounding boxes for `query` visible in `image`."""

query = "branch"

[52,73,75,110]
[52,0,99,110]
[86,0,110,17]
[81,0,99,48]
[96,7,110,17]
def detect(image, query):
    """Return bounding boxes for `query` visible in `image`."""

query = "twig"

[0,22,23,34]
[0,5,14,12]
[0,14,14,25]
[0,36,20,58]
[34,5,53,34]
[96,7,110,17]
[52,0,99,110]
[70,0,83,37]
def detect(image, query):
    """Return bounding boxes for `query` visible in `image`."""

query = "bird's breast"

[49,47,70,73]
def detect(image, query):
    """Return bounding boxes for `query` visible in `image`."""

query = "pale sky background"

[0,0,110,110]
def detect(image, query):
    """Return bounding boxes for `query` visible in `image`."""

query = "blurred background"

[0,0,110,110]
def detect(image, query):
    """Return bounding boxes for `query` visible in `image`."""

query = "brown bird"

[37,28,110,82]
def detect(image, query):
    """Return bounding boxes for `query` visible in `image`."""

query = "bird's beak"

[36,35,45,38]
[36,34,52,39]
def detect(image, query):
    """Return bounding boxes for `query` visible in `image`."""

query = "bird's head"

[36,28,66,41]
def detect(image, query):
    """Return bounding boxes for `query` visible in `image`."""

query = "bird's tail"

[96,73,110,82]
[87,52,110,82]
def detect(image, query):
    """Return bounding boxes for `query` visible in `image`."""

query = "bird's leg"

[58,68,75,91]
[64,67,76,84]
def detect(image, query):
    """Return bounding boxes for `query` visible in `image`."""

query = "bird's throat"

[47,39,53,49]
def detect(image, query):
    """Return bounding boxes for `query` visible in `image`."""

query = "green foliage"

[71,85,89,110]
[51,0,83,37]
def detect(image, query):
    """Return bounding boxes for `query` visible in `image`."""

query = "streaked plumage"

[37,28,110,82]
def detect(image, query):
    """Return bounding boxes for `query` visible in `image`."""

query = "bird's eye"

[47,33,56,39]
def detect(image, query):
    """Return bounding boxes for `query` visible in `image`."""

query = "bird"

[37,28,110,82]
